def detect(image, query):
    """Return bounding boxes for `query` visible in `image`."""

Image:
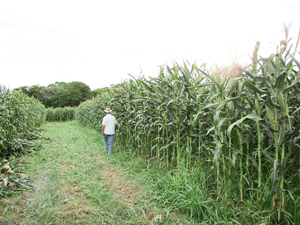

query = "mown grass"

[0,121,146,224]
[0,120,198,224]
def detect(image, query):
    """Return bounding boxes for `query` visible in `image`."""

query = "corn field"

[77,36,300,222]
[0,86,46,157]
[46,107,76,122]
[76,91,116,130]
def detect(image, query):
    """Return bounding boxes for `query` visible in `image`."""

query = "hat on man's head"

[104,108,112,113]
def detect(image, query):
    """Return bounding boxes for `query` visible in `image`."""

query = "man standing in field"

[102,108,117,155]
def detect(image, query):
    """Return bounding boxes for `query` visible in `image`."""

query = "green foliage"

[76,33,300,223]
[46,107,76,122]
[76,89,116,131]
[15,81,92,108]
[107,149,267,224]
[92,87,112,97]
[0,87,45,197]
[0,86,46,157]
[51,81,92,108]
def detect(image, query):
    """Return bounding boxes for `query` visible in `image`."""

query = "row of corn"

[76,36,300,222]
[0,87,46,196]
[46,107,76,122]
[0,87,46,157]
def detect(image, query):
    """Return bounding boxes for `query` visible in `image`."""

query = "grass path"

[1,121,272,224]
[1,121,175,224]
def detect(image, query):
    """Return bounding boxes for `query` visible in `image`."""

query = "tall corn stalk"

[76,31,300,223]
[0,87,46,157]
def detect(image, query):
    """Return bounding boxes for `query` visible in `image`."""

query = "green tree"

[51,81,92,107]
[67,81,91,100]
[91,87,110,97]
[14,81,92,108]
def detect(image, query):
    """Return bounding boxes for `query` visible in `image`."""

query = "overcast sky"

[1,0,300,91]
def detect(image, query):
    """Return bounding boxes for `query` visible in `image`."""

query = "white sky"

[1,0,300,90]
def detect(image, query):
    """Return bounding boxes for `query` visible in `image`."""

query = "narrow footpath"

[1,121,181,225]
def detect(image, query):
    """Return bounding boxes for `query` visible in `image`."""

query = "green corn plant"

[76,30,300,223]
[0,86,45,197]
[0,86,46,157]
[46,107,76,122]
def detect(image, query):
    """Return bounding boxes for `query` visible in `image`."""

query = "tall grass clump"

[77,31,300,223]
[46,107,76,122]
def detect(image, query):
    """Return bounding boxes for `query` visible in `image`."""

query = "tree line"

[14,81,114,108]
